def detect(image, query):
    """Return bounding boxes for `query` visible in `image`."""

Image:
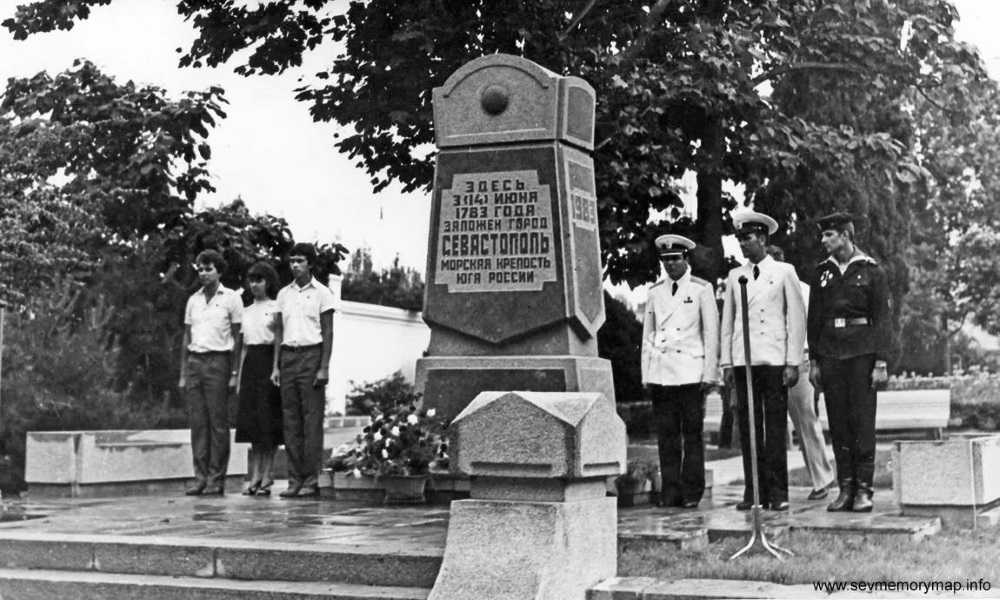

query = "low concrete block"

[450,391,627,480]
[893,434,1000,528]
[429,497,616,600]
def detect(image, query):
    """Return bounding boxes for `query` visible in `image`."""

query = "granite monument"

[415,54,612,418]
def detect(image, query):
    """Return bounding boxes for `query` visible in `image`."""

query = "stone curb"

[587,577,1000,599]
[0,532,442,588]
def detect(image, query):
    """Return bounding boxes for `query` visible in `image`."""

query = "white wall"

[326,278,431,415]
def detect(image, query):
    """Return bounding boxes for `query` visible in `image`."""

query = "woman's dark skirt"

[235,345,283,446]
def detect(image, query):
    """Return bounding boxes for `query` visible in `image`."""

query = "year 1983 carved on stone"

[416,54,613,419]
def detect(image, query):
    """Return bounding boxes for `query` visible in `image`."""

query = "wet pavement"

[0,450,939,551]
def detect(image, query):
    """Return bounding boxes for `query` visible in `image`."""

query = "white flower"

[381,449,389,459]
[407,414,419,425]
[374,431,383,442]
[391,426,401,437]
[351,468,362,478]
[426,408,436,417]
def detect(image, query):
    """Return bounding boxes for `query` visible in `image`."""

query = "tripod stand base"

[728,506,793,560]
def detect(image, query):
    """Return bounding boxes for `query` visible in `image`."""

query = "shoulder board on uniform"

[649,280,665,290]
[688,276,710,287]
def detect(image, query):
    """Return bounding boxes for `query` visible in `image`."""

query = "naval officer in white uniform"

[720,211,806,512]
[642,234,720,509]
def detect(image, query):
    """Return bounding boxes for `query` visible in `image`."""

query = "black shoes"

[827,481,856,512]
[681,500,699,509]
[296,486,319,498]
[807,486,830,501]
[735,500,788,511]
[279,485,301,498]
[184,483,205,496]
[852,484,874,512]
[201,485,224,496]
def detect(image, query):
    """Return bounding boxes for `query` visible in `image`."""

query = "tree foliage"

[6,1,1000,367]
[341,247,425,312]
[0,58,226,304]
[6,0,986,288]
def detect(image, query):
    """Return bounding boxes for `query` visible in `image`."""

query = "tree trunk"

[693,113,725,285]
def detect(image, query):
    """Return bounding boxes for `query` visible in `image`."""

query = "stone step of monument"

[0,568,430,600]
[0,532,442,588]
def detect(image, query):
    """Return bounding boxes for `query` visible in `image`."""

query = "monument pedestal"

[431,497,616,600]
[415,355,613,420]
[428,391,626,600]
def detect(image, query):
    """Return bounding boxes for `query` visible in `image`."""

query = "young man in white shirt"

[273,243,336,498]
[179,249,243,495]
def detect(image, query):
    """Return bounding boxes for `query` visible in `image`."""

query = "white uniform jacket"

[720,255,806,368]
[641,270,720,386]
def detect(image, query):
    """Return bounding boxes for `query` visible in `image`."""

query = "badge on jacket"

[820,270,833,288]
[683,296,693,304]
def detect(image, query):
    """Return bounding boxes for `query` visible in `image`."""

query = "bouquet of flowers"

[330,405,448,477]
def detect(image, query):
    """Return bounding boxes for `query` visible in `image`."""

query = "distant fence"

[327,282,430,415]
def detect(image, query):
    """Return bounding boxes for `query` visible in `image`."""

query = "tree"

[341,247,425,311]
[5,1,979,287]
[0,59,226,305]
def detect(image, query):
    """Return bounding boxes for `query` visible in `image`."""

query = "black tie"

[753,265,760,280]
[671,282,678,296]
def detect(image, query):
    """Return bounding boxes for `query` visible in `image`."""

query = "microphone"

[738,275,748,285]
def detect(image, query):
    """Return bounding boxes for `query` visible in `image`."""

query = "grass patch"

[620,527,1000,585]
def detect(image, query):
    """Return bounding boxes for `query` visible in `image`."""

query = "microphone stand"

[729,275,792,560]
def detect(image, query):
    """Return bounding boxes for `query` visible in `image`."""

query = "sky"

[1,0,998,283]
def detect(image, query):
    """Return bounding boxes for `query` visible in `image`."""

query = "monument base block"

[415,355,614,419]
[428,497,616,600]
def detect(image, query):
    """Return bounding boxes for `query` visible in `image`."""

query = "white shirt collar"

[292,277,318,291]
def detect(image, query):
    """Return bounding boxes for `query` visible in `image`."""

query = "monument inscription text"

[436,170,556,292]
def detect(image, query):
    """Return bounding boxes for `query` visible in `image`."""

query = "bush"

[598,291,643,403]
[345,371,421,416]
[888,368,1000,431]
[341,249,424,311]
[0,281,186,493]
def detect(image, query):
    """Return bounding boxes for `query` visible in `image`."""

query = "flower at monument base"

[326,403,449,477]
[426,408,436,418]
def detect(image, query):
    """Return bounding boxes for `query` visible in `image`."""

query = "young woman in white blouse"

[235,261,284,495]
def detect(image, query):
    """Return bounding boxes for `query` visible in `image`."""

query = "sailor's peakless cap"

[732,210,778,235]
[654,234,695,256]
[817,212,855,231]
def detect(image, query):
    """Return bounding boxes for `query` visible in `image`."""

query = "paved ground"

[0,446,935,548]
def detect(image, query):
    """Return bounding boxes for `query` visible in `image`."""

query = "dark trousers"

[280,346,326,489]
[650,383,705,504]
[819,354,877,488]
[186,352,231,487]
[734,366,788,504]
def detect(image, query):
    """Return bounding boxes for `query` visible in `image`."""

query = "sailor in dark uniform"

[807,212,891,512]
